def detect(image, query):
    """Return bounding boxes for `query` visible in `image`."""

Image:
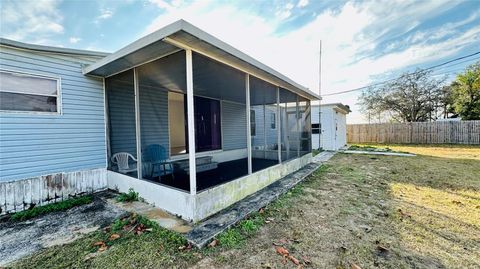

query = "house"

[311,103,350,151]
[0,20,319,221]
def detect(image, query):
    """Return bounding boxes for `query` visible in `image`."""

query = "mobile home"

[0,20,319,221]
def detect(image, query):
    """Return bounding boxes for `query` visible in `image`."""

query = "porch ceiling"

[83,20,320,101]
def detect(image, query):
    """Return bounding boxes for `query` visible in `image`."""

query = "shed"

[312,103,350,151]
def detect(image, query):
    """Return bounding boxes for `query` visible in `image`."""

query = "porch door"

[286,110,298,158]
[334,118,338,150]
[193,96,222,152]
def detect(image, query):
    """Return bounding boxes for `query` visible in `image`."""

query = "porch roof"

[83,20,320,100]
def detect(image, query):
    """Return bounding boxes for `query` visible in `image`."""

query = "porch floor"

[153,158,278,192]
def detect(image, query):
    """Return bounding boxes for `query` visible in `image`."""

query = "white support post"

[263,103,266,159]
[186,49,197,195]
[103,77,111,169]
[296,96,300,157]
[307,101,312,152]
[133,68,142,179]
[246,74,252,174]
[277,87,281,163]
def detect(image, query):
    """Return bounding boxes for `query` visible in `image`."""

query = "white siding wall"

[336,111,347,149]
[251,105,277,148]
[0,46,107,182]
[140,86,170,155]
[222,101,247,150]
[0,46,108,215]
[321,107,336,150]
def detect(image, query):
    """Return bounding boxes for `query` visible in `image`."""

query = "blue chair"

[143,144,174,178]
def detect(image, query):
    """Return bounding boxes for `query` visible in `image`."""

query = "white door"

[334,118,338,150]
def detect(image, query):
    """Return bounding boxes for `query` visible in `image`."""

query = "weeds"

[116,188,140,202]
[214,164,331,249]
[312,149,324,156]
[216,215,264,248]
[312,163,331,177]
[10,195,93,221]
[217,228,244,248]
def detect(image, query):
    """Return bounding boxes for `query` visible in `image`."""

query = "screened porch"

[105,50,312,193]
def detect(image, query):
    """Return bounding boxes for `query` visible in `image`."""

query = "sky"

[1,0,479,123]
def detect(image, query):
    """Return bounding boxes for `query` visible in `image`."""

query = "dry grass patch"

[353,143,480,160]
[391,183,480,267]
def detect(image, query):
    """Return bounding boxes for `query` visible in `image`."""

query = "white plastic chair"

[111,152,137,174]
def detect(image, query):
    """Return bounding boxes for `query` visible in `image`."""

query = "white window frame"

[0,69,62,115]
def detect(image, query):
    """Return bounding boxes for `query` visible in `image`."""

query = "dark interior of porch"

[147,158,277,192]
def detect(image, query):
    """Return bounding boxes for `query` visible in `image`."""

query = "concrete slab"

[185,151,335,248]
[312,151,337,163]
[341,150,416,157]
[111,200,192,234]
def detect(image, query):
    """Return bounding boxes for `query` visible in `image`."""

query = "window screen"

[0,70,59,113]
[271,112,276,129]
[250,109,256,136]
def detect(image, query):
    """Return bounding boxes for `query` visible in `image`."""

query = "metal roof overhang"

[83,20,320,100]
[0,37,109,57]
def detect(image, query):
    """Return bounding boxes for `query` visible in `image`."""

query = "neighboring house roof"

[315,103,351,114]
[0,38,109,57]
[83,20,319,100]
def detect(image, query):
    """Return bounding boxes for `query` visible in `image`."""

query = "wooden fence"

[347,120,480,144]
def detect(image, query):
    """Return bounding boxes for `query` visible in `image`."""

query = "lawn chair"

[143,144,174,178]
[111,152,137,174]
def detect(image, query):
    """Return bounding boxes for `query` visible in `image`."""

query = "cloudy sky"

[1,0,479,123]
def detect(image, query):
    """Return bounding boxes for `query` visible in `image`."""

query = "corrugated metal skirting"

[0,168,107,215]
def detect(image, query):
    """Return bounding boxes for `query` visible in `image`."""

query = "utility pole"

[318,40,322,150]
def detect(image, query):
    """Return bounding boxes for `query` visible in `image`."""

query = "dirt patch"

[352,143,480,160]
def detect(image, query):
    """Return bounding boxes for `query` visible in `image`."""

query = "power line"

[423,51,480,71]
[321,50,480,97]
[431,67,470,77]
[432,55,480,71]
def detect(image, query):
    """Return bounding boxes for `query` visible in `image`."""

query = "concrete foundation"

[107,153,312,222]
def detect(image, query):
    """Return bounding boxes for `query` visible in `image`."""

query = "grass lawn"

[11,145,480,268]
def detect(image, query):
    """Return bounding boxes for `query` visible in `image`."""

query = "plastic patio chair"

[111,152,137,174]
[143,144,174,178]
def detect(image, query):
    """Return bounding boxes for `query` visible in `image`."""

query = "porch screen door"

[186,96,222,152]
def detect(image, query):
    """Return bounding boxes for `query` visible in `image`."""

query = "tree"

[360,69,446,122]
[450,61,480,120]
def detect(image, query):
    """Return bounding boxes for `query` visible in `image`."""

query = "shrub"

[116,188,140,202]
